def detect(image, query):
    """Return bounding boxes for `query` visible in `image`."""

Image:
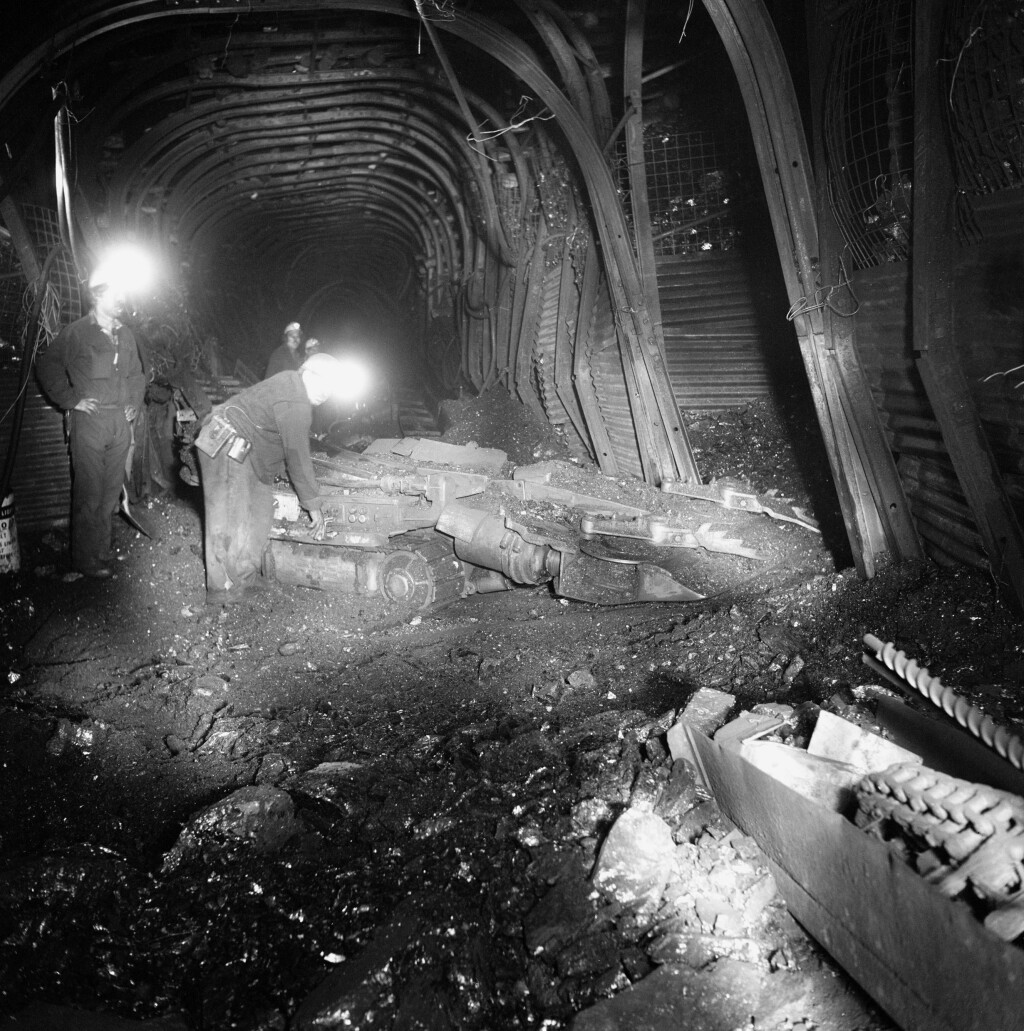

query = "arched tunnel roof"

[0,1,606,347]
[0,0,700,485]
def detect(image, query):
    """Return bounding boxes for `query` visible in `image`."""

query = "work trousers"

[69,407,130,572]
[197,446,274,598]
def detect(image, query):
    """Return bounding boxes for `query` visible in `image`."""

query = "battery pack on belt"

[194,412,237,457]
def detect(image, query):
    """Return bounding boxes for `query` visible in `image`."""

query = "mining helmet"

[88,267,111,293]
[301,352,340,378]
[301,352,371,405]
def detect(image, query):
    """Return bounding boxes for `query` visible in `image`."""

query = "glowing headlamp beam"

[90,244,157,297]
[330,357,373,404]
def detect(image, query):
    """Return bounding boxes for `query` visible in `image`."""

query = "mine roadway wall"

[850,187,1024,571]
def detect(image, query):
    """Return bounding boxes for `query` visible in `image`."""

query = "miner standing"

[36,267,145,578]
[263,320,303,378]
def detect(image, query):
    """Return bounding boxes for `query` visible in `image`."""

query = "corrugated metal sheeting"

[849,188,1024,570]
[580,247,783,478]
[588,282,644,479]
[532,258,591,461]
[957,190,1024,518]
[657,251,776,409]
[0,377,71,530]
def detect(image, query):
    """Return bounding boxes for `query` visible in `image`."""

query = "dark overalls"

[197,371,321,604]
[35,313,145,574]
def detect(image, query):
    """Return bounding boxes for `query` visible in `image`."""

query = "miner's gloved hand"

[308,507,326,541]
[124,405,138,422]
[73,397,100,415]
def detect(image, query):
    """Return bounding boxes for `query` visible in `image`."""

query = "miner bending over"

[197,353,343,606]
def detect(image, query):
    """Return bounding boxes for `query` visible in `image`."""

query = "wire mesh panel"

[946,0,1024,194]
[20,205,83,336]
[0,234,25,367]
[824,0,914,268]
[617,129,742,256]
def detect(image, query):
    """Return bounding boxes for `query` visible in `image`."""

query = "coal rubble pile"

[0,703,884,1031]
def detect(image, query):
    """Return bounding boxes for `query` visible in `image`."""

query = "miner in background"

[36,267,146,579]
[196,353,345,607]
[263,320,303,378]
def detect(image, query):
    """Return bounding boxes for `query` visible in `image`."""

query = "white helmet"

[300,352,346,405]
[88,266,112,292]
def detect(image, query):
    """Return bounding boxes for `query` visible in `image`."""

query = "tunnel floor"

[1,388,1022,1030]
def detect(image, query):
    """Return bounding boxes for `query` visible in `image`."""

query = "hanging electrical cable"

[53,97,85,278]
[415,5,517,268]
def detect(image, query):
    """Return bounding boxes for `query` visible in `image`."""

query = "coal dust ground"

[1,385,1023,1031]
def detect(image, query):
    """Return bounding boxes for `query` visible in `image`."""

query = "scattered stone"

[628,765,664,813]
[592,810,676,911]
[673,800,728,845]
[620,945,654,983]
[515,822,546,848]
[712,906,746,936]
[555,931,621,978]
[783,655,805,683]
[728,832,764,864]
[577,743,638,804]
[651,762,699,827]
[278,640,301,656]
[524,875,600,957]
[533,674,563,704]
[193,673,229,695]
[526,845,589,887]
[666,688,736,765]
[648,930,762,969]
[162,785,305,871]
[567,669,597,691]
[644,733,670,764]
[414,814,459,839]
[649,931,711,969]
[198,717,256,759]
[306,760,364,778]
[255,752,291,784]
[694,894,734,931]
[164,734,187,756]
[46,717,110,756]
[741,872,779,924]
[571,797,614,838]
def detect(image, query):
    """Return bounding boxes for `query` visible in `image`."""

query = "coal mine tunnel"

[3,2,1024,1031]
